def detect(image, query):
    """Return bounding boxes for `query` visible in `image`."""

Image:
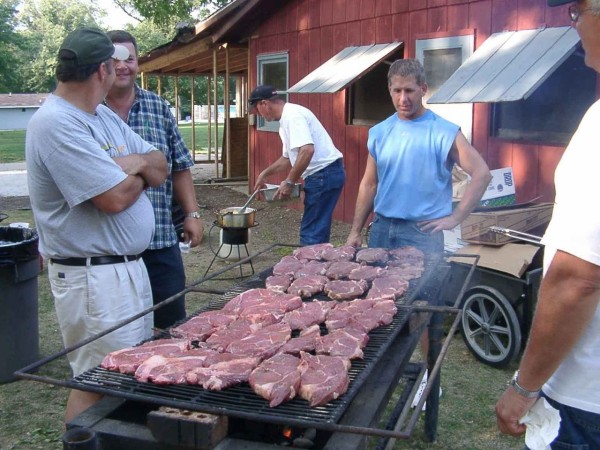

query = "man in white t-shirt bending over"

[251,85,345,245]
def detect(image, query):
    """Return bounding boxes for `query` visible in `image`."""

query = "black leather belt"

[50,255,140,266]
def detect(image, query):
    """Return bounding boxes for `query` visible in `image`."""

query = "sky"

[96,0,136,29]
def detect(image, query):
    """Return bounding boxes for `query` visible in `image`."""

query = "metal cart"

[444,228,544,368]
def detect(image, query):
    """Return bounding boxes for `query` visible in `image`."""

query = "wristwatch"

[510,371,541,398]
[184,211,201,219]
[284,179,295,186]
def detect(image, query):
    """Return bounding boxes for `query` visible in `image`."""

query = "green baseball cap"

[547,0,573,5]
[58,27,129,66]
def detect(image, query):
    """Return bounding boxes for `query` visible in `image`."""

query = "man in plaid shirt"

[105,30,204,329]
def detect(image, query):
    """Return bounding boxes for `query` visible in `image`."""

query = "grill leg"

[424,311,443,442]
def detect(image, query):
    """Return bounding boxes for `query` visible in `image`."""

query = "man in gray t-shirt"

[26,27,167,424]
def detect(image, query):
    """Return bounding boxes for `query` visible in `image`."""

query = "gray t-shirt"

[26,94,156,258]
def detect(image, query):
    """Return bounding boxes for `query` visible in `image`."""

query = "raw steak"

[170,310,238,341]
[355,248,389,265]
[293,260,330,278]
[223,288,294,314]
[320,245,357,262]
[283,300,332,329]
[100,338,190,374]
[293,243,333,260]
[279,324,321,354]
[134,347,219,384]
[249,353,301,407]
[384,265,424,281]
[324,299,377,331]
[348,265,387,282]
[388,246,425,265]
[226,322,292,359]
[315,328,369,359]
[265,274,293,293]
[324,279,369,300]
[186,356,261,390]
[287,275,329,299]
[366,277,409,299]
[204,319,256,352]
[325,261,362,280]
[298,352,351,407]
[349,299,398,332]
[272,256,306,277]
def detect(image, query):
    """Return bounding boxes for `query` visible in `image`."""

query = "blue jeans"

[300,158,345,245]
[369,214,445,303]
[538,394,600,449]
[142,244,186,329]
[368,214,444,261]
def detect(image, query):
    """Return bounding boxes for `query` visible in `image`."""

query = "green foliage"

[16,0,105,92]
[129,0,230,27]
[0,0,23,92]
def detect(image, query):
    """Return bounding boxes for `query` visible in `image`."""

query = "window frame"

[416,34,474,142]
[256,52,289,132]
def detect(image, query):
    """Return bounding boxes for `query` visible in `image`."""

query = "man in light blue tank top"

[346,59,491,408]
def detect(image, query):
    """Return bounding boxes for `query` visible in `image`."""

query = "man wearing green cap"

[496,1,600,446]
[26,27,167,422]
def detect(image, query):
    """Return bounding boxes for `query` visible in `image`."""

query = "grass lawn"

[0,123,222,163]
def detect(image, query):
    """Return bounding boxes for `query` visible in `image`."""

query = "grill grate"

[73,265,430,425]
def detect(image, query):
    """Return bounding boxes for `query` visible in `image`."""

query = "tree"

[126,0,231,27]
[17,0,106,92]
[0,0,23,92]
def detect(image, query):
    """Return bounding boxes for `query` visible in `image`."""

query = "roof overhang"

[287,42,404,93]
[428,26,580,104]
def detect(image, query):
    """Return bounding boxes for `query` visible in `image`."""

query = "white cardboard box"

[480,167,516,208]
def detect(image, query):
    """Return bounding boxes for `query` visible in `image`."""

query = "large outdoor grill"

[16,244,476,449]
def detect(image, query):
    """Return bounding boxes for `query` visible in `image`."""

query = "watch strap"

[185,211,201,219]
[510,371,540,398]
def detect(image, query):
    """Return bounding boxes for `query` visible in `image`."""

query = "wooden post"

[207,75,212,163]
[191,76,196,162]
[174,77,179,124]
[213,48,219,178]
[224,44,231,179]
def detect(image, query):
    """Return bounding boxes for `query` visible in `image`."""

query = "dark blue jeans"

[538,394,600,449]
[300,158,345,245]
[368,214,445,302]
[142,244,186,329]
[368,214,444,261]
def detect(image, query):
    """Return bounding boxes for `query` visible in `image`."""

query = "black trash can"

[0,226,40,383]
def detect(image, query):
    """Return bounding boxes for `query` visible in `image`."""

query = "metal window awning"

[427,26,580,104]
[287,42,404,94]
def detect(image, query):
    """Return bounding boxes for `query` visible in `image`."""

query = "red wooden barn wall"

[248,0,579,225]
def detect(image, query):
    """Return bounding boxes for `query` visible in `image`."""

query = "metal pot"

[217,207,256,228]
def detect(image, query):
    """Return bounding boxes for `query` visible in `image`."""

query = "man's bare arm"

[113,150,167,187]
[346,155,378,247]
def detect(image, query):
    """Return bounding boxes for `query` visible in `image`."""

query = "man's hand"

[418,214,461,234]
[182,217,204,248]
[495,387,538,437]
[345,230,363,248]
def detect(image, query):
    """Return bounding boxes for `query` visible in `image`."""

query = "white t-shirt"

[541,99,600,414]
[278,103,342,178]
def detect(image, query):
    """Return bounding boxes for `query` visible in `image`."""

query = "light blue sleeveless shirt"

[367,109,459,221]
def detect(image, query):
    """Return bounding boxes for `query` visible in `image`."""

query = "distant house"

[0,93,49,131]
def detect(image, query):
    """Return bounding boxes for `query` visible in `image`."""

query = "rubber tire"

[460,286,521,368]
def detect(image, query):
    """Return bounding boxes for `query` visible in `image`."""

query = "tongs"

[488,226,543,246]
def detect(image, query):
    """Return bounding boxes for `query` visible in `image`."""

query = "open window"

[287,43,404,126]
[490,48,596,144]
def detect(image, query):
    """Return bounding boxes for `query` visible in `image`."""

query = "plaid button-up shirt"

[119,86,194,249]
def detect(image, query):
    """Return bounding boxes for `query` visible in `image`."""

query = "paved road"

[0,161,235,198]
[0,162,28,197]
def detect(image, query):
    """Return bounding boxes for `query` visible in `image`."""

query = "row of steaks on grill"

[100,244,424,408]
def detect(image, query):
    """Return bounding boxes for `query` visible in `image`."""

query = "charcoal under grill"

[16,245,477,449]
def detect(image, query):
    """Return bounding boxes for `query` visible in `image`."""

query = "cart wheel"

[460,286,521,368]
